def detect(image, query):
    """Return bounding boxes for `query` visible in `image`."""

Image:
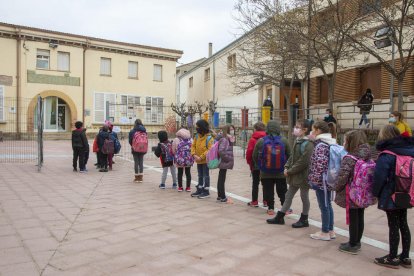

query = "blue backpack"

[110,132,121,154]
[258,135,286,173]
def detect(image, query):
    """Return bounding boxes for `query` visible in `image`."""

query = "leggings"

[349,208,365,246]
[161,166,177,185]
[132,152,144,174]
[280,185,310,215]
[386,209,411,259]
[177,167,191,188]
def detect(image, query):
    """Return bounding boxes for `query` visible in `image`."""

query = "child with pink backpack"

[172,128,194,192]
[334,130,376,255]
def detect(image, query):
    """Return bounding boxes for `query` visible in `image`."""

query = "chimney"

[208,42,213,58]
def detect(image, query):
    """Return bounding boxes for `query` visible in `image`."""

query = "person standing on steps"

[357,88,374,128]
[263,96,274,120]
[323,109,337,124]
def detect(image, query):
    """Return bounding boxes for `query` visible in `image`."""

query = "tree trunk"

[397,77,404,112]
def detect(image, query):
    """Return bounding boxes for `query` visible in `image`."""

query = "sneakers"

[340,242,361,251]
[79,170,87,173]
[398,255,412,269]
[374,255,401,269]
[218,198,228,203]
[197,190,210,199]
[247,201,259,207]
[73,168,77,172]
[310,231,331,241]
[338,243,359,255]
[185,187,191,192]
[191,188,202,197]
[172,183,177,189]
[263,201,268,208]
[329,231,336,240]
[99,168,108,172]
[177,187,184,192]
[267,209,275,216]
[159,183,166,189]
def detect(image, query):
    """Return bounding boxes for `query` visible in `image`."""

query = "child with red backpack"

[373,125,412,269]
[155,130,177,189]
[334,130,375,254]
[172,128,193,192]
[252,120,290,215]
[129,119,148,183]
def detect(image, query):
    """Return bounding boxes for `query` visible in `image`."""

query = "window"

[128,61,138,79]
[120,95,140,121]
[100,58,111,76]
[57,52,70,71]
[145,97,163,124]
[94,92,116,122]
[189,77,193,88]
[204,68,210,81]
[153,64,163,81]
[0,86,4,121]
[36,49,50,69]
[227,54,236,70]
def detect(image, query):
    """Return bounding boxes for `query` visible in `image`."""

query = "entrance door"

[42,96,68,132]
[58,105,66,131]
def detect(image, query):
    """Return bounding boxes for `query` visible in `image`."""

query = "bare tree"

[171,102,187,128]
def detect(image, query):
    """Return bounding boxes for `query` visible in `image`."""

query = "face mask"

[389,117,397,123]
[293,127,302,137]
[324,114,329,118]
[308,131,316,140]
[196,127,202,134]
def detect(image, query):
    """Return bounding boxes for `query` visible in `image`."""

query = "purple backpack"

[174,138,194,167]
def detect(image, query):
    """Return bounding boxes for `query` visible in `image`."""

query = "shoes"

[366,122,370,129]
[310,231,331,241]
[178,187,184,192]
[99,168,108,172]
[73,168,77,172]
[398,255,412,269]
[267,209,275,216]
[197,190,210,199]
[267,211,285,225]
[134,175,139,183]
[191,188,202,197]
[185,187,191,192]
[263,201,268,208]
[292,213,309,228]
[247,201,259,207]
[137,174,143,183]
[172,183,177,189]
[338,243,359,255]
[374,255,400,269]
[340,242,361,251]
[79,170,87,173]
[329,231,336,240]
[358,124,363,129]
[219,198,228,203]
[285,209,293,215]
[159,183,166,189]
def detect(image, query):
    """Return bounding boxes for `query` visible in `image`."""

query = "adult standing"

[389,111,412,137]
[263,96,274,120]
[129,119,148,183]
[357,88,374,128]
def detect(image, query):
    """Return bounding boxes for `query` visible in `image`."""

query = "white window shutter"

[0,86,4,121]
[57,52,70,71]
[94,92,105,122]
[153,65,162,81]
[128,62,138,78]
[106,94,116,120]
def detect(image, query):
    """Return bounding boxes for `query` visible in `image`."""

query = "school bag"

[206,140,220,169]
[346,155,377,208]
[102,138,114,154]
[161,141,174,163]
[381,150,414,208]
[258,135,286,173]
[324,144,347,191]
[175,138,194,167]
[110,133,121,154]
[132,131,148,153]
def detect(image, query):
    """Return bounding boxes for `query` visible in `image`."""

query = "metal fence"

[0,97,43,171]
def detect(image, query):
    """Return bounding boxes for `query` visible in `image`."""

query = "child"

[191,119,214,199]
[252,120,290,215]
[216,125,235,203]
[373,125,412,269]
[129,119,147,183]
[334,130,371,254]
[267,119,314,227]
[172,128,193,192]
[246,122,267,207]
[97,125,110,172]
[308,120,337,241]
[71,121,88,172]
[155,130,177,189]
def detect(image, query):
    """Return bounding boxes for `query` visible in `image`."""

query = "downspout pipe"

[82,42,88,123]
[16,29,21,136]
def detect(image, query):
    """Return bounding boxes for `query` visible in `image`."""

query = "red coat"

[246,131,266,171]
[92,136,99,153]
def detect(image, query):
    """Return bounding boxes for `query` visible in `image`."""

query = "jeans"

[386,209,411,259]
[261,178,287,210]
[132,152,144,174]
[217,169,227,199]
[349,208,365,246]
[161,166,177,185]
[280,185,310,215]
[72,148,85,170]
[197,164,210,190]
[315,189,334,233]
[359,113,368,125]
[177,167,191,188]
[251,170,262,202]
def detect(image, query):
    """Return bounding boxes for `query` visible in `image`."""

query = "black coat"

[373,136,414,210]
[97,130,110,151]
[72,129,88,150]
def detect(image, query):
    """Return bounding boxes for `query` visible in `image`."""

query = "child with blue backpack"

[155,130,177,189]
[172,128,194,192]
[253,120,290,215]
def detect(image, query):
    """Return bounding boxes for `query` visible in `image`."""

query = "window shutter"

[57,52,70,71]
[153,65,162,81]
[100,58,111,75]
[128,61,138,78]
[0,86,4,121]
[105,94,116,120]
[94,92,105,122]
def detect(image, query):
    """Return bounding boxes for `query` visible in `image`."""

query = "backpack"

[206,140,220,169]
[132,131,148,153]
[175,138,194,167]
[102,138,114,154]
[381,150,414,208]
[324,144,348,191]
[258,135,286,173]
[346,155,377,208]
[161,141,174,163]
[110,133,121,154]
[300,140,309,155]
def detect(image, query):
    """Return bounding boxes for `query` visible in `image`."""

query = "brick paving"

[0,141,413,275]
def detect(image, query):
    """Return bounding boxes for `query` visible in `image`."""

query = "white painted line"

[118,156,414,258]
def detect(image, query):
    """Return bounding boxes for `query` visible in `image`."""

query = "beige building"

[0,22,182,134]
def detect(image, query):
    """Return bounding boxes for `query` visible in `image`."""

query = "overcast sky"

[1,0,240,64]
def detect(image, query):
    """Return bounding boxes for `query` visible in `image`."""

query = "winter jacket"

[218,135,235,170]
[172,128,192,154]
[97,130,110,151]
[252,120,290,179]
[191,133,214,164]
[357,93,374,114]
[285,137,314,189]
[308,133,337,189]
[393,121,412,137]
[154,141,174,167]
[129,125,147,146]
[72,128,88,150]
[334,143,371,209]
[373,136,414,210]
[246,131,266,171]
[323,115,337,124]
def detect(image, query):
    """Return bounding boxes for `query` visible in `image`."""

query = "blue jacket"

[373,136,414,210]
[97,130,110,150]
[129,125,147,146]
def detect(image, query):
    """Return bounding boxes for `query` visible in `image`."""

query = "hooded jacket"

[218,135,235,170]
[72,128,88,150]
[97,130,110,151]
[285,136,314,189]
[129,125,147,147]
[252,121,290,179]
[308,133,337,187]
[334,143,371,209]
[246,130,266,171]
[172,128,192,154]
[373,136,414,210]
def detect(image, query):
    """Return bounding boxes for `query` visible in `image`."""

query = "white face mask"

[293,127,302,137]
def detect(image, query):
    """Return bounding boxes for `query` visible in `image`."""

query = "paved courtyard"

[0,140,413,275]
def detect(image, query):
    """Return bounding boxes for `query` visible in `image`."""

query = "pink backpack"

[206,140,220,169]
[132,131,148,153]
[381,150,414,208]
[346,155,377,208]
